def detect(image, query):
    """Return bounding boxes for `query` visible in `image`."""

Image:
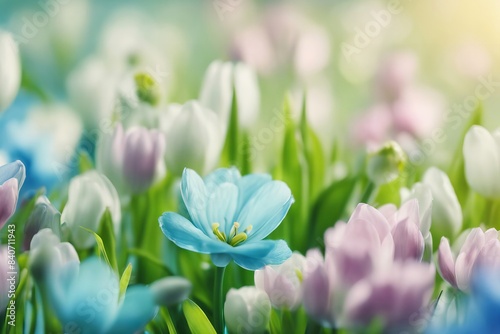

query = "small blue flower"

[47,258,157,334]
[159,167,294,270]
[427,268,500,334]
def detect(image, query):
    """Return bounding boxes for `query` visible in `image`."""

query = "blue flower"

[159,167,294,270]
[427,268,500,334]
[46,258,157,334]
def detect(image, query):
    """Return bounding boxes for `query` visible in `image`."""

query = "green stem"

[213,266,226,334]
[305,320,322,334]
[360,181,376,204]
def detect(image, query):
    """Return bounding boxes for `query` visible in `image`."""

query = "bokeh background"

[1,0,499,196]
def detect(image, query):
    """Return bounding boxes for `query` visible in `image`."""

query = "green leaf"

[20,70,50,102]
[127,248,173,276]
[309,177,358,247]
[448,103,483,205]
[373,177,401,206]
[161,308,178,334]
[221,87,239,167]
[182,299,217,334]
[277,95,308,252]
[239,131,252,175]
[119,263,133,299]
[300,93,326,202]
[97,208,118,273]
[269,309,282,334]
[78,151,94,174]
[80,227,112,269]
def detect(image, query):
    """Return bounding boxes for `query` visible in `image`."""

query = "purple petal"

[0,179,19,229]
[391,218,424,261]
[437,237,457,288]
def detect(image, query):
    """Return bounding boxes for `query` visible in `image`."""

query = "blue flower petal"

[236,181,294,241]
[206,183,239,235]
[180,168,211,236]
[236,174,272,211]
[159,212,230,254]
[48,258,119,334]
[204,167,241,192]
[211,253,232,267]
[472,269,500,323]
[231,240,292,270]
[106,286,157,334]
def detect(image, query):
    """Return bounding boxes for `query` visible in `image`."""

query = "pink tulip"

[0,160,25,230]
[302,249,336,327]
[303,202,433,330]
[122,127,165,193]
[344,261,435,329]
[97,123,165,194]
[438,227,500,292]
[326,202,424,289]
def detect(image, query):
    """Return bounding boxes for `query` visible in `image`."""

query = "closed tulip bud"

[254,252,306,310]
[302,249,335,327]
[463,126,500,198]
[400,183,433,238]
[422,167,462,241]
[29,228,79,283]
[23,196,61,251]
[0,31,21,113]
[200,60,260,130]
[224,286,271,334]
[122,127,165,193]
[0,160,25,229]
[97,124,166,194]
[149,277,192,307]
[61,171,121,249]
[96,124,126,192]
[367,141,406,185]
[438,227,500,292]
[163,101,224,175]
[134,72,161,106]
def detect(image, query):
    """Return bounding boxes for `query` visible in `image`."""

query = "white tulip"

[423,167,463,240]
[199,60,260,130]
[400,182,433,238]
[254,252,306,310]
[61,171,121,249]
[0,31,21,112]
[29,228,79,283]
[224,286,271,334]
[463,125,500,198]
[163,101,224,176]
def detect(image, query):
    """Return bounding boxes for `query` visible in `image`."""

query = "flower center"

[212,222,252,246]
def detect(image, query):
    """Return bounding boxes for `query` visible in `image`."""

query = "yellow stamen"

[229,232,248,246]
[212,223,227,242]
[212,222,253,247]
[229,222,240,239]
